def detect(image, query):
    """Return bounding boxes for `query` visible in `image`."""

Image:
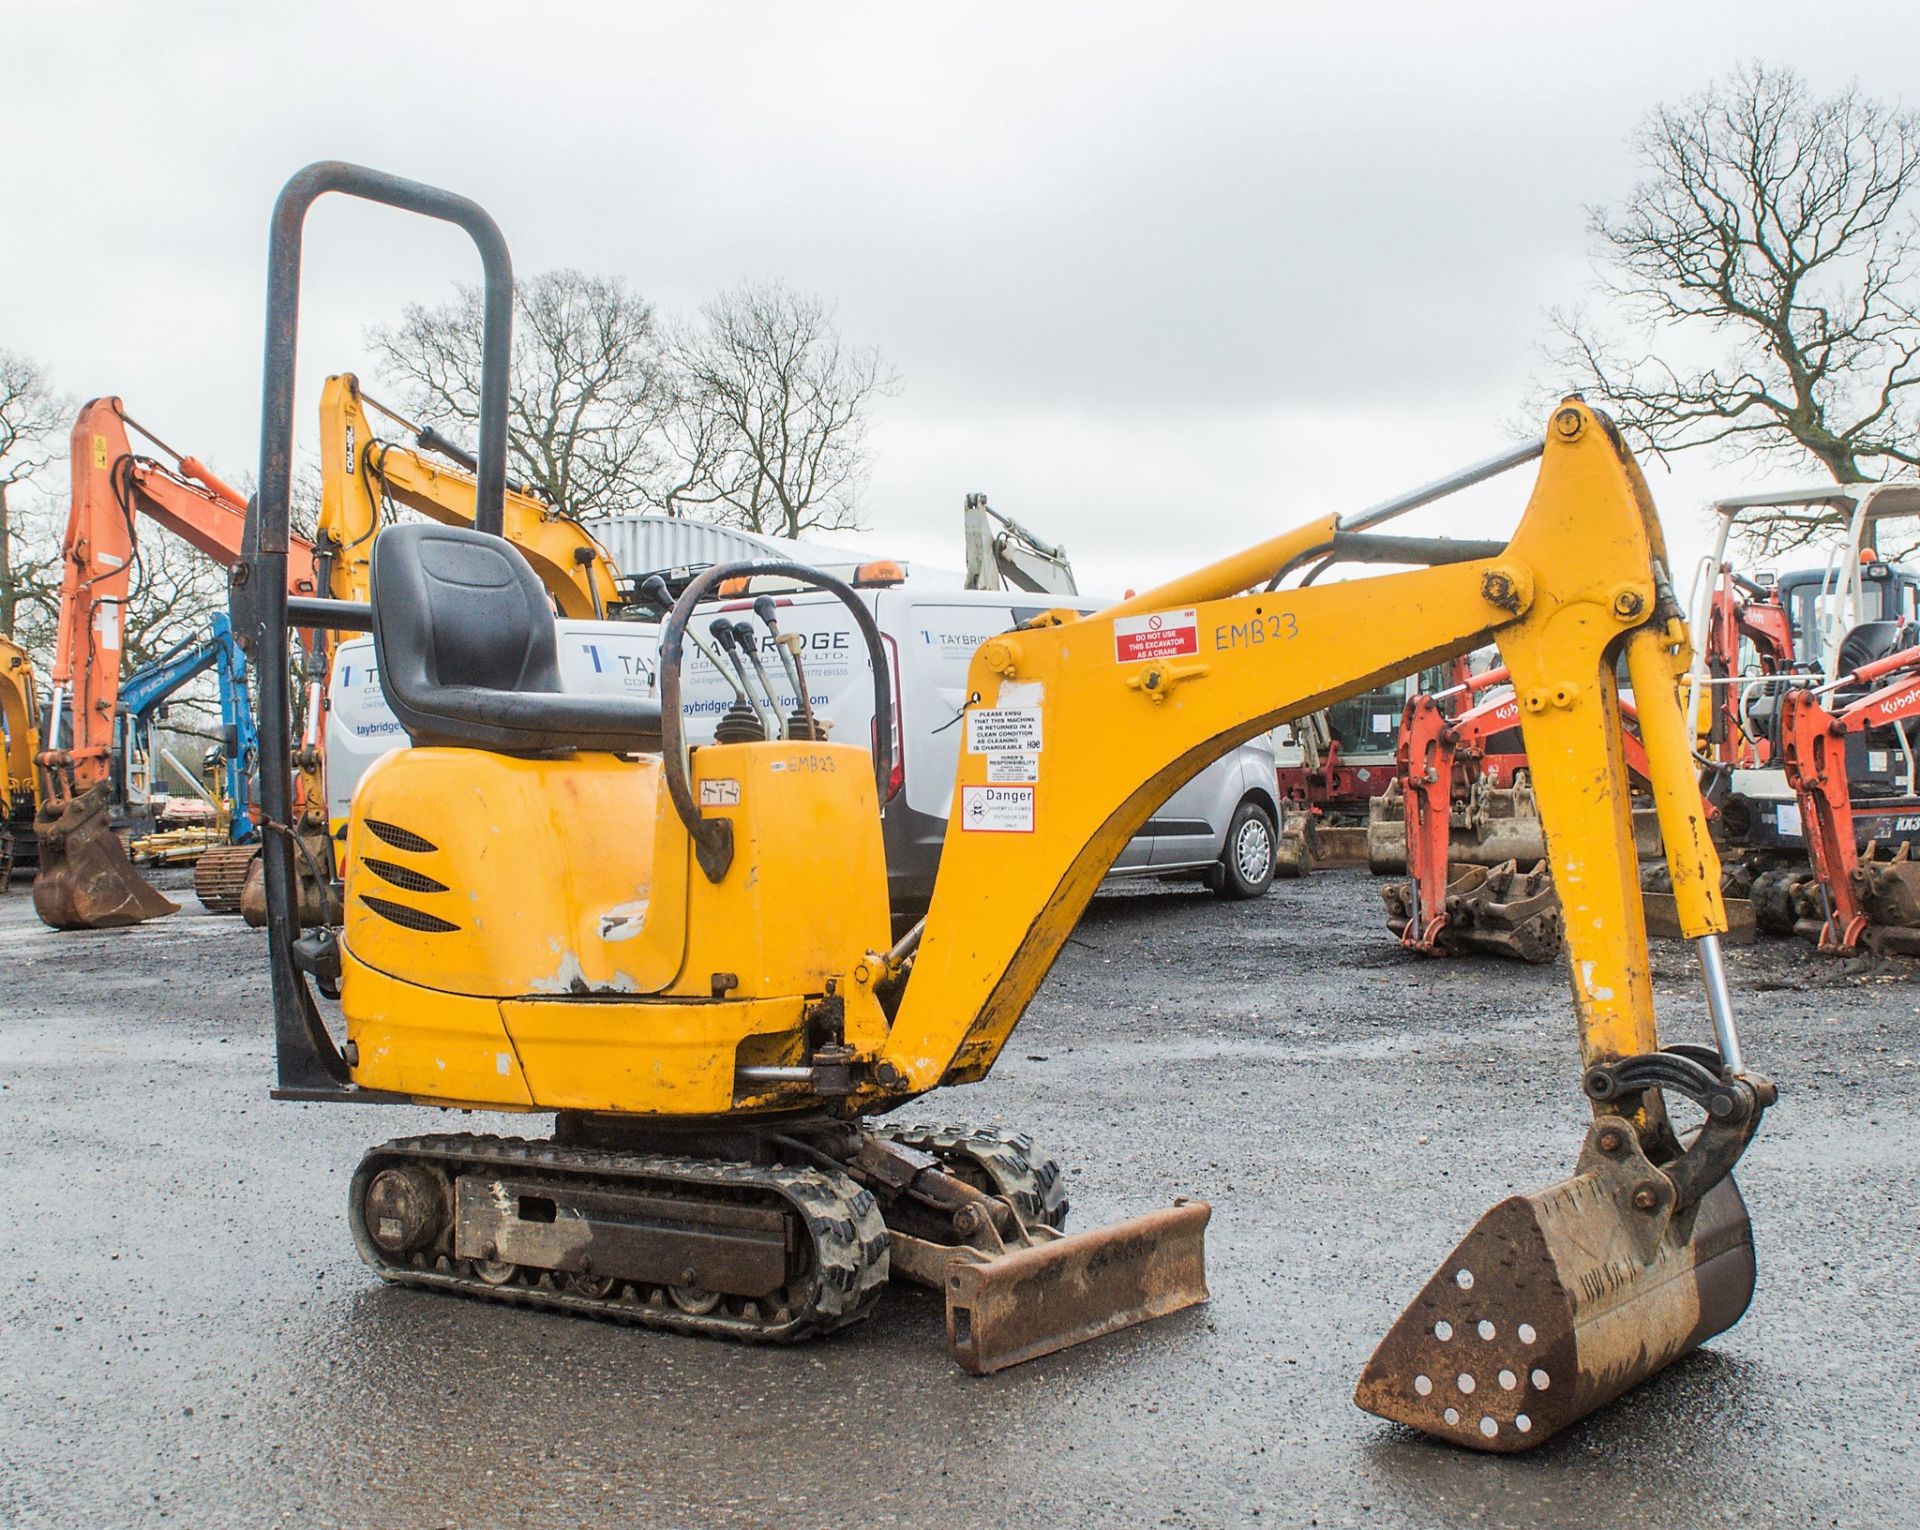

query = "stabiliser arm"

[317,373,621,617]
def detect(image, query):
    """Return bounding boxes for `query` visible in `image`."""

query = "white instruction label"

[1775,800,1802,838]
[960,784,1035,833]
[699,778,741,807]
[966,707,1043,755]
[985,752,1039,783]
[1114,607,1199,663]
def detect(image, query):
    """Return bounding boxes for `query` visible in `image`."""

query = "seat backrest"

[370,522,665,756]
[1836,619,1907,680]
[371,523,561,748]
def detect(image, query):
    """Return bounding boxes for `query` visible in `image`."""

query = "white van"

[325,588,1281,911]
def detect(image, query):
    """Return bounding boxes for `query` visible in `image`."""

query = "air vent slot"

[361,895,460,934]
[365,819,437,854]
[364,857,448,894]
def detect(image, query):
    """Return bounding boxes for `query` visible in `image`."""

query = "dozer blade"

[32,783,178,930]
[944,1199,1210,1375]
[1356,1117,1754,1452]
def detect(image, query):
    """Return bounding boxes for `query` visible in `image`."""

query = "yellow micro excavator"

[241,164,1771,1453]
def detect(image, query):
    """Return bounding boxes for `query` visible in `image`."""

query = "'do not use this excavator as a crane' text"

[237,162,1772,1454]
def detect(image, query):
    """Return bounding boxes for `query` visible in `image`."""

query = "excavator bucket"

[1855,844,1920,956]
[1356,1118,1755,1452]
[943,1200,1211,1375]
[32,783,179,929]
[1383,860,1563,962]
[1274,807,1315,879]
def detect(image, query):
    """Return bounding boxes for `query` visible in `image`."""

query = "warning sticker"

[699,778,741,806]
[960,784,1035,833]
[1114,608,1199,663]
[966,707,1043,755]
[985,752,1039,783]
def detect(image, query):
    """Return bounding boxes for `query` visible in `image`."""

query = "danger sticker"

[699,778,741,806]
[1114,608,1199,663]
[985,752,1039,783]
[960,784,1034,833]
[966,706,1043,754]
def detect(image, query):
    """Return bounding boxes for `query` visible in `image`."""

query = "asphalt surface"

[1,865,1915,1528]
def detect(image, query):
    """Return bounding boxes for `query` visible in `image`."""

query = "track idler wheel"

[32,783,178,930]
[1382,860,1563,962]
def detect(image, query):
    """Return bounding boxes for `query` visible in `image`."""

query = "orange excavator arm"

[42,399,320,795]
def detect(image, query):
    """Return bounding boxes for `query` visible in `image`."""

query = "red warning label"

[1114,607,1200,663]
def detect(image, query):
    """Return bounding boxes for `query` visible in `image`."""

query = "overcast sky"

[3,1,1912,597]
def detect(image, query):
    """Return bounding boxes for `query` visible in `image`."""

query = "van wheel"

[1216,800,1276,900]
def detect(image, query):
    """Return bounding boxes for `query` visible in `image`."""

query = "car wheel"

[1215,800,1276,900]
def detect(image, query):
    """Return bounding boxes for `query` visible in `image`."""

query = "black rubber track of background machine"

[348,1134,890,1342]
[873,1123,1070,1231]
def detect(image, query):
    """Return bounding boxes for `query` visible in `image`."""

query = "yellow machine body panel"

[341,748,686,999]
[338,739,890,1113]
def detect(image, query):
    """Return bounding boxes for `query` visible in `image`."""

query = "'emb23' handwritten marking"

[1214,612,1299,649]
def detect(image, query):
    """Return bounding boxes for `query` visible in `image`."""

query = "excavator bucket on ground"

[1382,859,1563,962]
[33,782,178,929]
[1274,807,1316,878]
[1357,1113,1756,1451]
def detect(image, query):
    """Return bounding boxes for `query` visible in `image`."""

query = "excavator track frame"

[350,1134,891,1341]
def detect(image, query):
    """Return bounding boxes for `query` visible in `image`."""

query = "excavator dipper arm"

[872,401,1767,1450]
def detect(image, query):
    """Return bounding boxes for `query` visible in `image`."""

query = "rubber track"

[192,844,258,914]
[349,1133,890,1342]
[874,1123,1070,1231]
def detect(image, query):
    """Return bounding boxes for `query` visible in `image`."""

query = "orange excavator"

[1776,642,1920,954]
[1375,673,1669,961]
[32,399,324,929]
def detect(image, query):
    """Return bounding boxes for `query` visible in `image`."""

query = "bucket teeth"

[1356,1118,1755,1452]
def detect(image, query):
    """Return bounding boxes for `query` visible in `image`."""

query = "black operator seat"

[1835,619,1910,684]
[369,522,662,754]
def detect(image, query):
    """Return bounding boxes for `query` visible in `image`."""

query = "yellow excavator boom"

[882,401,1727,1091]
[317,372,622,617]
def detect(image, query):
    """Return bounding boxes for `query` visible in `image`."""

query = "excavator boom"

[318,373,621,617]
[33,399,316,929]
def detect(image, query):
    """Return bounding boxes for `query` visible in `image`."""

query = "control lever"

[732,620,790,736]
[711,620,777,739]
[753,596,822,740]
[641,577,745,704]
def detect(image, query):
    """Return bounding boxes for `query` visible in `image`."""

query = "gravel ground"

[0,865,1915,1528]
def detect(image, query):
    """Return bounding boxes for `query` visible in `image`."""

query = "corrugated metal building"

[592,515,885,581]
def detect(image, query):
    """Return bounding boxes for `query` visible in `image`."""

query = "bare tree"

[367,269,670,520]
[0,349,68,648]
[663,281,897,538]
[1549,65,1920,551]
